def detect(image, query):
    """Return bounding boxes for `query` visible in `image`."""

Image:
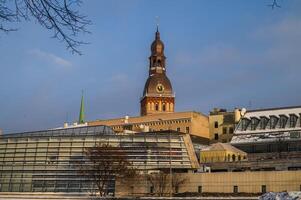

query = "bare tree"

[147,171,170,197]
[172,173,187,194]
[0,0,90,54]
[77,143,137,197]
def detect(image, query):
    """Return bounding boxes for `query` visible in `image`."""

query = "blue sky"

[0,0,301,133]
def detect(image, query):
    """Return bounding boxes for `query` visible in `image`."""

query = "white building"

[231,106,301,154]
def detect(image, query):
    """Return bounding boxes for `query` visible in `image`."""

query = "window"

[233,186,238,193]
[214,133,219,140]
[270,116,278,129]
[162,104,166,111]
[232,154,236,161]
[241,119,250,131]
[229,127,234,134]
[176,127,180,132]
[262,185,266,193]
[214,122,218,128]
[289,114,297,128]
[222,127,227,134]
[279,115,288,128]
[185,127,189,133]
[155,104,159,111]
[250,118,259,130]
[150,186,154,194]
[198,186,202,193]
[260,117,268,130]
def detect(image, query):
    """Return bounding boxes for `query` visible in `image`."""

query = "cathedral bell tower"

[140,28,175,116]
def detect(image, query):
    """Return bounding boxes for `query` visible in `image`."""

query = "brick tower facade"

[140,28,175,116]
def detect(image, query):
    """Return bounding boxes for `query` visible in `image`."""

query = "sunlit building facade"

[0,125,199,193]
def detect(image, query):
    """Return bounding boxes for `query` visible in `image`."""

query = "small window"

[241,119,250,131]
[214,133,219,140]
[260,117,268,130]
[176,127,180,132]
[232,154,236,161]
[289,115,297,128]
[229,127,234,134]
[214,122,218,128]
[198,186,202,193]
[251,118,259,130]
[150,186,154,194]
[279,115,288,128]
[185,127,190,133]
[262,185,266,193]
[233,185,238,193]
[155,104,159,111]
[162,104,166,111]
[223,127,227,134]
[270,116,278,129]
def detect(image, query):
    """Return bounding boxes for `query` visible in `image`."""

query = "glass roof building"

[0,125,199,193]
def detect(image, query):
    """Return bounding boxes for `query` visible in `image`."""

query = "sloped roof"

[202,143,246,155]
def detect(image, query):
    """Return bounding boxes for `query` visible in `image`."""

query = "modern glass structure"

[0,125,198,193]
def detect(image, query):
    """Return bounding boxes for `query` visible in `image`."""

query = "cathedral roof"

[143,73,173,97]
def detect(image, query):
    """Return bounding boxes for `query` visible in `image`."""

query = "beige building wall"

[116,171,301,197]
[88,111,209,139]
[209,108,241,143]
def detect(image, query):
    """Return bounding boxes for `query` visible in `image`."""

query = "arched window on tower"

[155,104,159,111]
[162,103,166,111]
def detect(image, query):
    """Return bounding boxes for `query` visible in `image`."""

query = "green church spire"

[78,91,85,124]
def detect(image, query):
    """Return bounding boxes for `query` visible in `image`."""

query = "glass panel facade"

[0,125,195,193]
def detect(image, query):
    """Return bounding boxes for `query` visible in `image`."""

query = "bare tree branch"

[268,0,281,9]
[76,143,137,197]
[0,0,90,54]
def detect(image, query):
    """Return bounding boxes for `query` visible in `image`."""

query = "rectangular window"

[214,133,219,140]
[262,185,266,193]
[223,127,227,134]
[214,122,218,128]
[233,185,238,193]
[150,186,154,194]
[251,118,259,130]
[270,116,278,129]
[198,186,202,193]
[185,127,189,133]
[260,117,268,130]
[241,119,250,131]
[176,127,180,132]
[279,115,288,128]
[229,127,234,134]
[289,115,297,128]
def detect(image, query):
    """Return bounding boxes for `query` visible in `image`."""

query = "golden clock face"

[156,84,164,93]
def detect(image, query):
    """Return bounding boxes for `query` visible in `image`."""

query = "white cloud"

[29,49,72,68]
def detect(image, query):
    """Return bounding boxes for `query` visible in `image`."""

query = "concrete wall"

[116,171,301,197]
[181,171,301,193]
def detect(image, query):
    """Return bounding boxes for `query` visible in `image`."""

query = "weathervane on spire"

[155,16,159,31]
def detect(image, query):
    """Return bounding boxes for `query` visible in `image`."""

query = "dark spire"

[155,25,160,40]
